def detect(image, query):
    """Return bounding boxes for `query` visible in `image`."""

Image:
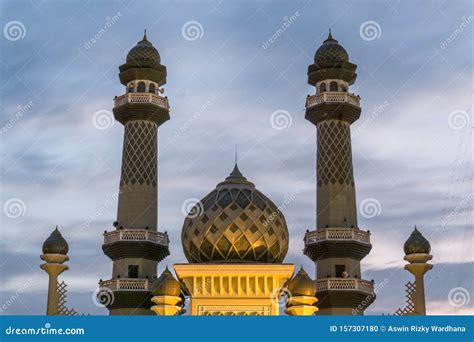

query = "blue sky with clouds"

[0,0,472,315]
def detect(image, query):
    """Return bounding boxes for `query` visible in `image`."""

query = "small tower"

[40,227,69,315]
[99,31,170,315]
[403,226,433,315]
[285,267,318,316]
[150,267,184,316]
[303,31,374,315]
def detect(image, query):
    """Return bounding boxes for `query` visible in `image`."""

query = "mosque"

[39,31,434,316]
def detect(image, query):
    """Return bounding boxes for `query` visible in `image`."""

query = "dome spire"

[143,29,148,41]
[328,28,333,40]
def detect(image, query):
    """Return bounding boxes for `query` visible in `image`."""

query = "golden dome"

[151,267,181,297]
[181,164,289,263]
[288,267,316,297]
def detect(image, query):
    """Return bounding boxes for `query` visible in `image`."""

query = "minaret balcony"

[315,278,375,311]
[100,278,151,291]
[306,92,360,108]
[305,92,361,125]
[316,278,374,294]
[304,228,372,261]
[102,229,170,262]
[114,93,169,109]
[113,93,170,126]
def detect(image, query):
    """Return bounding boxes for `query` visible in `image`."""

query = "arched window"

[330,81,338,92]
[319,83,327,93]
[149,83,156,94]
[137,81,146,92]
[342,85,347,92]
[128,84,134,93]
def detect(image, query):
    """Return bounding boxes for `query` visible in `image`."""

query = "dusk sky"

[0,0,472,315]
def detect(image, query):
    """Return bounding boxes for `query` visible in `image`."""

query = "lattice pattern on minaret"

[57,281,80,316]
[317,120,354,186]
[120,121,157,187]
[394,281,416,316]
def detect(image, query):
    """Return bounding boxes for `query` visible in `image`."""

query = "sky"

[0,0,472,316]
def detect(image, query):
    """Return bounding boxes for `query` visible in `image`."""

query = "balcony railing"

[103,229,169,246]
[114,93,169,109]
[306,92,360,108]
[305,228,370,244]
[316,278,374,294]
[99,278,150,291]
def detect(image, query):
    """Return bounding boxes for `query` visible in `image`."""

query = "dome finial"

[328,28,333,40]
[143,29,148,41]
[235,143,238,166]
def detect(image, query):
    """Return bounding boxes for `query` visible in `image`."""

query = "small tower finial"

[235,143,238,166]
[328,28,333,40]
[143,29,148,41]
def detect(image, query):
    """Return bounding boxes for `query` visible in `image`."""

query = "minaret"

[40,227,69,315]
[99,32,170,315]
[303,31,375,315]
[403,227,433,315]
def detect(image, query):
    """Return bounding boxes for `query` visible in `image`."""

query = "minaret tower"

[99,32,170,315]
[303,31,375,315]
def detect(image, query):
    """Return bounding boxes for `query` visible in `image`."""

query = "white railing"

[100,278,150,291]
[114,93,169,109]
[103,229,168,245]
[306,92,360,108]
[316,278,374,294]
[305,228,370,244]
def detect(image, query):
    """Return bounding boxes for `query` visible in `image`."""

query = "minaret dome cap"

[126,30,161,64]
[151,267,181,297]
[314,29,349,67]
[42,227,69,255]
[403,226,431,255]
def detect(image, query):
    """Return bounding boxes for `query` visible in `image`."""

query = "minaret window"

[149,83,156,94]
[128,84,134,93]
[335,264,346,277]
[128,265,139,278]
[137,81,146,92]
[329,81,338,92]
[319,83,327,93]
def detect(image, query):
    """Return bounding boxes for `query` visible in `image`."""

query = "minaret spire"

[143,29,148,41]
